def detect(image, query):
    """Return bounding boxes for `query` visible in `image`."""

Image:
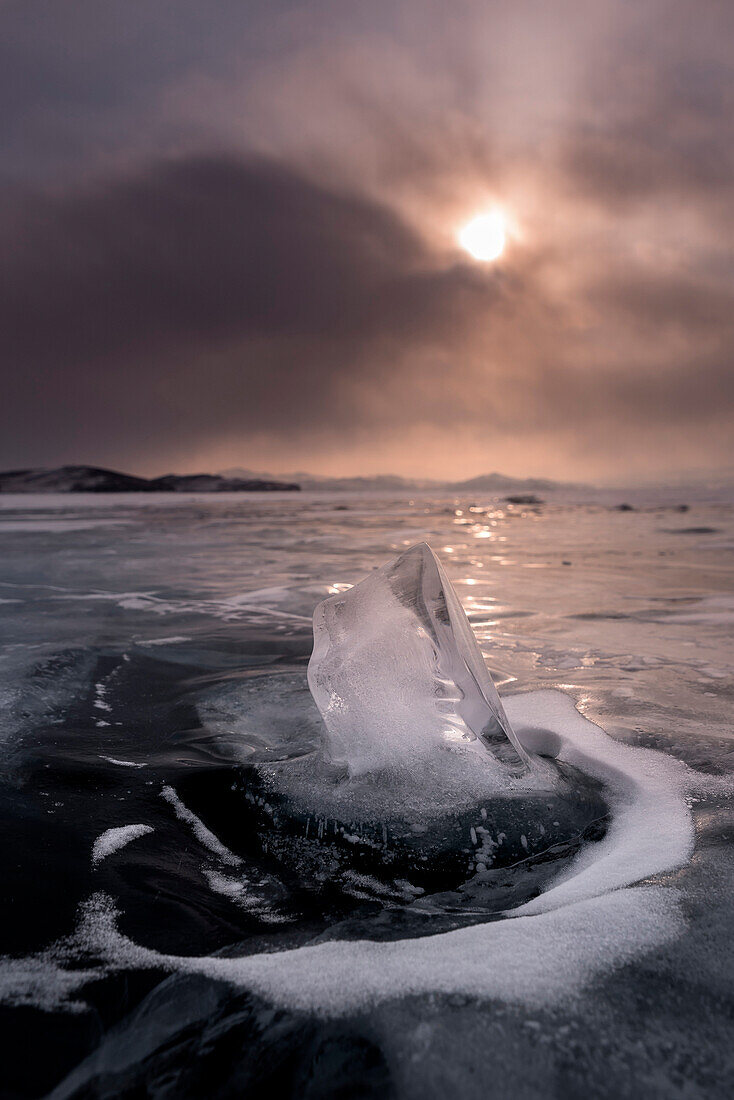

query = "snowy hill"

[0,465,301,493]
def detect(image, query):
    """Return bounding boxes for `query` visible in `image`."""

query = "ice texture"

[35,689,693,1022]
[307,542,529,778]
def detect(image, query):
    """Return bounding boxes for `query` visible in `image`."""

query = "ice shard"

[307,542,530,778]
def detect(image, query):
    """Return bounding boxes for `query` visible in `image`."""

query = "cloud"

[1,0,734,479]
[0,154,507,469]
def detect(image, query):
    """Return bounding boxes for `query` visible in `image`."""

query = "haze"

[2,0,733,484]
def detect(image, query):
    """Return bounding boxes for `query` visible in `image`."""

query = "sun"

[458,209,506,262]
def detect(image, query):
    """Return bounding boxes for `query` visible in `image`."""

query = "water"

[0,489,732,1097]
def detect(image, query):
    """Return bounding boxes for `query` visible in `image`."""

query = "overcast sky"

[2,0,733,481]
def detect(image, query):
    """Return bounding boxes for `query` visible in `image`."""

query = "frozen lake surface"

[0,488,733,1097]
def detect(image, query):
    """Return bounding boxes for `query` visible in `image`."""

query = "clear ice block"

[307,542,530,778]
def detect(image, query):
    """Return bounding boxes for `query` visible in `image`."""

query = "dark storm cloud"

[2,155,467,346]
[0,155,501,467]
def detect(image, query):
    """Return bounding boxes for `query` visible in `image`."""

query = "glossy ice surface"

[0,486,732,1098]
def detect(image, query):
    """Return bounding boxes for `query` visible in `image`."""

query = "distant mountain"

[0,463,582,496]
[219,467,582,493]
[148,473,300,492]
[0,466,154,493]
[0,465,301,493]
[449,472,582,492]
[295,474,443,492]
[220,468,441,492]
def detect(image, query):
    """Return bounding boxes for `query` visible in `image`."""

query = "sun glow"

[458,209,506,261]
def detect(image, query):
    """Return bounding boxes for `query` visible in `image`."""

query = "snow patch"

[505,691,694,915]
[69,885,683,1017]
[160,786,241,867]
[99,756,148,768]
[92,825,154,866]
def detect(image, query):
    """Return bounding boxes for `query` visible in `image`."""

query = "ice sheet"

[137,692,692,1012]
[5,689,694,1020]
